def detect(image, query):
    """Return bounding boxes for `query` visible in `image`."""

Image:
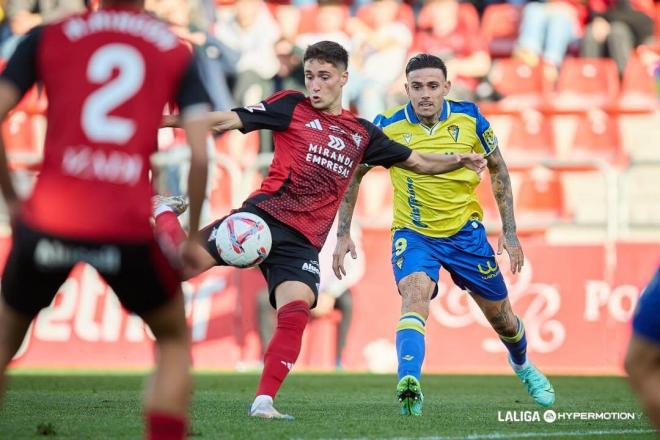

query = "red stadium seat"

[481,4,522,58]
[504,111,556,163]
[489,58,548,111]
[297,3,350,35]
[356,0,415,34]
[618,54,657,113]
[552,58,620,112]
[569,110,626,166]
[417,2,479,32]
[515,169,567,234]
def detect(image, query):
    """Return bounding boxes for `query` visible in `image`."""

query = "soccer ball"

[215,212,272,268]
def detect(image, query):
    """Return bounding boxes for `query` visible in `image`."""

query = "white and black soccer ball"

[215,212,272,268]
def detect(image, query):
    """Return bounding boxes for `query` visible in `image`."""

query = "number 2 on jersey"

[81,44,145,144]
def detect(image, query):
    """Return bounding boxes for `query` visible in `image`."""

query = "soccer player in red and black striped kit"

[157,40,487,419]
[0,1,211,438]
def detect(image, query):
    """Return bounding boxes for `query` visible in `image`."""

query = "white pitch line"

[300,428,659,440]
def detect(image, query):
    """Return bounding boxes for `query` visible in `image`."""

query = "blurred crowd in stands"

[1,0,657,121]
[0,0,658,236]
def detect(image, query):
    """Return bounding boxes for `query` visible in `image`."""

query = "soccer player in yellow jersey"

[333,54,555,416]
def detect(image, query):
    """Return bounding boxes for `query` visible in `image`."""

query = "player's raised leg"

[625,268,660,428]
[249,281,314,420]
[470,294,555,407]
[140,293,191,440]
[152,195,217,280]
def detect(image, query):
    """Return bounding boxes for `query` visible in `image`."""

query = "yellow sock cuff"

[500,316,525,343]
[397,312,426,335]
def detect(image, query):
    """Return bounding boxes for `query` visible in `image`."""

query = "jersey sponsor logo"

[351,132,363,148]
[406,177,428,228]
[302,260,320,276]
[34,239,121,273]
[243,103,266,113]
[403,133,412,145]
[305,143,354,178]
[327,135,346,151]
[61,146,143,186]
[447,124,460,142]
[305,119,323,131]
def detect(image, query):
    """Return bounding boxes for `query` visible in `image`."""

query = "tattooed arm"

[487,148,524,274]
[333,165,371,279]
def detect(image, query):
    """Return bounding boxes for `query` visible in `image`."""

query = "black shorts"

[199,205,320,309]
[1,221,182,318]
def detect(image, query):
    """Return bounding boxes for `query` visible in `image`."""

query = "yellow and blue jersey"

[374,99,499,238]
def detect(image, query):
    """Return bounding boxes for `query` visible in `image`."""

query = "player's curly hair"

[405,54,448,79]
[303,41,349,70]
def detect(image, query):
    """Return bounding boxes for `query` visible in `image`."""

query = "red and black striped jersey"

[233,90,412,249]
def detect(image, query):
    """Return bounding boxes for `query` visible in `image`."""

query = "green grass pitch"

[1,372,657,439]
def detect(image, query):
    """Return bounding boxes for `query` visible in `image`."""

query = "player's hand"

[161,114,181,128]
[333,234,357,279]
[459,153,487,175]
[497,233,524,274]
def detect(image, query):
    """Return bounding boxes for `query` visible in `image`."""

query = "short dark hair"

[405,54,448,79]
[303,41,349,70]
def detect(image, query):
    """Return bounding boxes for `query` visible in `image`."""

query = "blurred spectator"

[513,0,587,82]
[343,0,413,120]
[215,0,281,106]
[409,0,492,101]
[581,0,655,76]
[272,38,305,93]
[2,0,84,58]
[148,0,237,111]
[295,0,352,51]
[256,219,364,369]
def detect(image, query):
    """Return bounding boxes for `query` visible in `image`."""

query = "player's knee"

[492,318,518,338]
[400,291,430,319]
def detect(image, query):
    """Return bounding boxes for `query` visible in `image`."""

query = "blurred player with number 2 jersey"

[0,1,211,438]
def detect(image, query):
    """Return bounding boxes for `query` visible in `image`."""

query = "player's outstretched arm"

[0,80,22,220]
[162,111,243,134]
[333,165,370,279]
[395,150,486,175]
[487,148,524,274]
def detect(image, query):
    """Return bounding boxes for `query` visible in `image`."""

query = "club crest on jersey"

[243,103,266,113]
[403,133,412,144]
[448,125,460,142]
[351,133,363,148]
[327,135,346,151]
